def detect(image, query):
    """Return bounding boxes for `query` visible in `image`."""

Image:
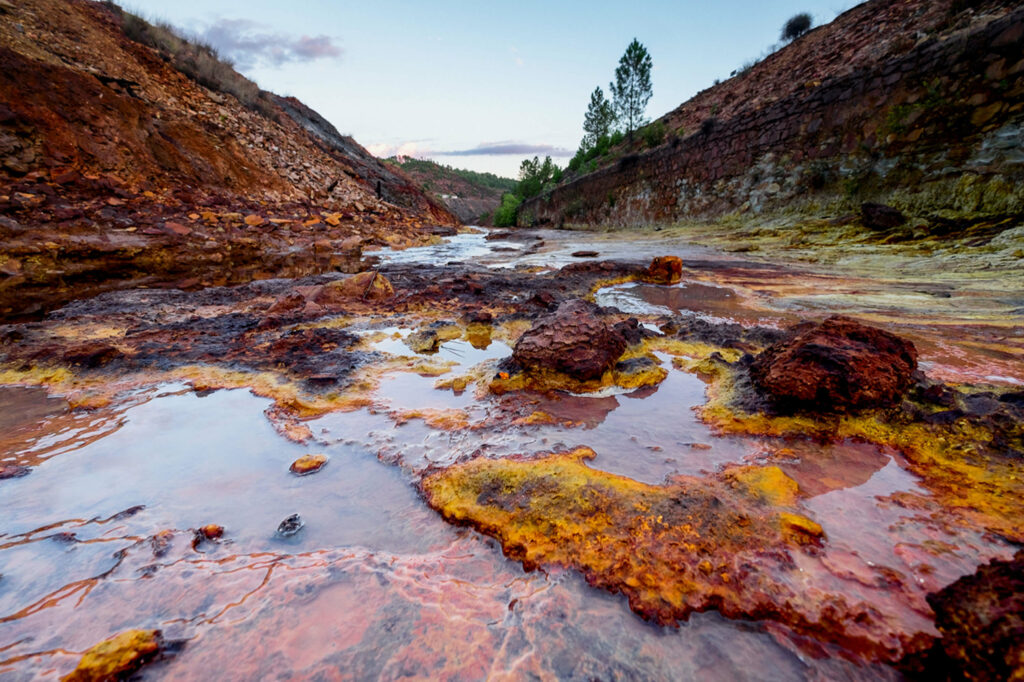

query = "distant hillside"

[384,157,516,225]
[523,0,1024,228]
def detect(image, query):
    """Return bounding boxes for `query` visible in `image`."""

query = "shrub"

[701,117,717,136]
[610,130,625,146]
[781,13,812,42]
[641,120,666,148]
[104,2,269,113]
[493,193,521,227]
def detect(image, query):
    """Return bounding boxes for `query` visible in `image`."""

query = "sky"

[124,0,861,178]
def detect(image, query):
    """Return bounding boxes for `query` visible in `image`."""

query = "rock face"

[750,316,918,412]
[512,299,627,381]
[912,551,1024,681]
[861,202,907,229]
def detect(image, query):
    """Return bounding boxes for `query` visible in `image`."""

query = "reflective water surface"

[2,226,1021,679]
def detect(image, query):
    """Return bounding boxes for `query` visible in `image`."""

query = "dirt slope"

[0,0,457,317]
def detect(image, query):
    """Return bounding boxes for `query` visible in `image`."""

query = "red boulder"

[750,316,918,412]
[512,299,628,381]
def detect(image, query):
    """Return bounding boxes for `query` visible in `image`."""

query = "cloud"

[435,142,573,157]
[366,141,430,158]
[195,18,342,70]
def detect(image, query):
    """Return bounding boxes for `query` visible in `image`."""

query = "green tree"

[517,155,560,199]
[582,87,616,149]
[609,39,653,139]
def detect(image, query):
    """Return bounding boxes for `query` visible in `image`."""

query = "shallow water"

[1,226,1021,679]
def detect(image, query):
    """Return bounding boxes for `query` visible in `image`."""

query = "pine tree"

[609,39,653,139]
[582,87,616,149]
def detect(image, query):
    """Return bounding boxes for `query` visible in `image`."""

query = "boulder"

[907,551,1024,681]
[861,202,906,230]
[641,256,683,284]
[290,454,329,476]
[512,299,628,381]
[750,316,918,413]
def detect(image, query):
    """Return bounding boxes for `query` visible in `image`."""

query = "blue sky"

[125,0,860,178]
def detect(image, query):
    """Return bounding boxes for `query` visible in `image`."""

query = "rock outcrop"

[750,316,918,412]
[520,0,1024,227]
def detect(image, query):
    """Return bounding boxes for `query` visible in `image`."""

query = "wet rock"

[276,513,304,537]
[861,202,906,230]
[902,551,1024,681]
[289,454,328,476]
[197,524,224,541]
[314,271,394,305]
[750,316,918,413]
[571,250,599,258]
[404,329,440,354]
[423,448,908,659]
[512,299,628,381]
[61,342,121,368]
[266,291,306,315]
[149,530,174,557]
[641,255,683,285]
[62,629,163,682]
[0,464,30,479]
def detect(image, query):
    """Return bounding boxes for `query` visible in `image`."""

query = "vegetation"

[492,156,564,227]
[781,13,813,42]
[567,130,625,173]
[493,193,522,227]
[582,87,616,149]
[641,120,666,148]
[609,39,654,139]
[385,157,516,193]
[101,2,272,113]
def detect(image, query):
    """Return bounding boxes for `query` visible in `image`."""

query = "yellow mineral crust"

[422,448,925,662]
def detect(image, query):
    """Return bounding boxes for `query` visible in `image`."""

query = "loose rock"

[289,454,328,476]
[750,316,918,412]
[62,629,163,682]
[511,299,627,381]
[276,513,304,537]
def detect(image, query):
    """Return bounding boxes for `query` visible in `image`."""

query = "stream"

[1,226,1021,680]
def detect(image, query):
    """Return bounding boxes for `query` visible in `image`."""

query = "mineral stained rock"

[511,299,628,381]
[640,255,684,285]
[290,453,329,476]
[912,551,1024,681]
[313,271,394,305]
[422,448,920,661]
[750,315,918,412]
[62,629,163,682]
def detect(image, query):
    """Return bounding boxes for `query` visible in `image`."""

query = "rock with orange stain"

[62,629,163,682]
[422,447,917,661]
[197,524,224,540]
[511,299,628,382]
[290,453,329,476]
[751,316,918,413]
[244,214,266,227]
[640,255,683,284]
[314,271,394,305]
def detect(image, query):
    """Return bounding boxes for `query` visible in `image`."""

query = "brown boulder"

[641,256,683,284]
[313,271,394,305]
[750,316,918,413]
[903,551,1024,681]
[512,299,628,381]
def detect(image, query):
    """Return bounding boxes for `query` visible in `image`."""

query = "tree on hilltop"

[781,13,812,42]
[582,87,616,150]
[609,39,653,139]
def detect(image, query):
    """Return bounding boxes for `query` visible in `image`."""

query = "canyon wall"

[521,4,1024,228]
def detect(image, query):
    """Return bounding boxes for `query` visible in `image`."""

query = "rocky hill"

[384,157,516,225]
[0,0,457,317]
[521,0,1024,229]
